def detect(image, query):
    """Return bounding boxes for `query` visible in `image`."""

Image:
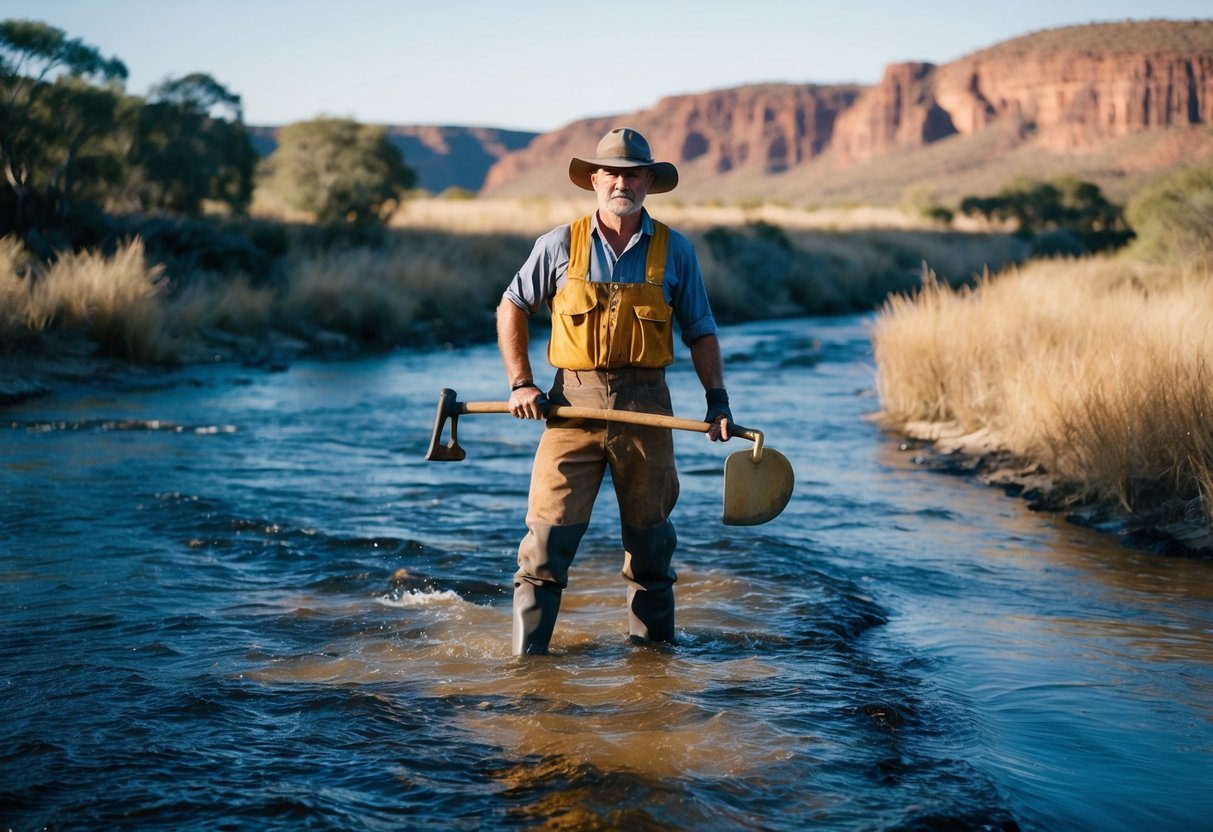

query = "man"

[497,127,733,655]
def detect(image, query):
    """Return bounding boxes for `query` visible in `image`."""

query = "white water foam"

[378,588,469,609]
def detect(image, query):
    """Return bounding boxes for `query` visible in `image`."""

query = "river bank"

[895,418,1213,558]
[872,254,1213,561]
[0,325,361,407]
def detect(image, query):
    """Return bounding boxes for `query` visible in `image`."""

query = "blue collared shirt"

[502,210,718,346]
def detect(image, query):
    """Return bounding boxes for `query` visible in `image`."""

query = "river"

[2,315,1211,831]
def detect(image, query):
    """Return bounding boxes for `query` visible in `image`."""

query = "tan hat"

[568,128,679,194]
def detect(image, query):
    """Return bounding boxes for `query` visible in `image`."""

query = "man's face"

[591,166,652,218]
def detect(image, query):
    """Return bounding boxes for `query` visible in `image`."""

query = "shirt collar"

[590,208,653,240]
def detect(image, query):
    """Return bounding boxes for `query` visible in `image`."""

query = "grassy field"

[872,255,1213,531]
[0,200,1028,362]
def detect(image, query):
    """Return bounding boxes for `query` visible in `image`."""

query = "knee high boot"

[621,520,678,644]
[512,522,586,655]
[512,580,563,655]
[626,585,676,643]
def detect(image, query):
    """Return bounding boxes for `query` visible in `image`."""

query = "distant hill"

[248,124,538,194]
[480,19,1213,206]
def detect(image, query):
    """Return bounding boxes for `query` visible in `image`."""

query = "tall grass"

[280,232,530,346]
[0,230,533,360]
[1,237,175,362]
[4,206,1025,364]
[873,257,1213,524]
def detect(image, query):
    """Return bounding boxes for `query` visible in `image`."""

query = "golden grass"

[1,237,175,362]
[872,256,1213,522]
[278,232,529,345]
[388,196,955,236]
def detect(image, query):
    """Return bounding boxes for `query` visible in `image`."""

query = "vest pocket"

[549,291,599,369]
[629,304,674,367]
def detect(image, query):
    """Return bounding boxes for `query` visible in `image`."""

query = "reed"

[872,256,1213,523]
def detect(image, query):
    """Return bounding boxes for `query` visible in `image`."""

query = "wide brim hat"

[569,127,678,194]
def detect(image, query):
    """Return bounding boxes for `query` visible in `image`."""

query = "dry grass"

[1,237,175,361]
[2,199,1025,364]
[279,231,529,346]
[166,274,275,337]
[388,196,956,236]
[0,230,532,358]
[872,256,1213,523]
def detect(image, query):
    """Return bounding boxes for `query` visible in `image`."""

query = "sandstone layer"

[480,20,1213,202]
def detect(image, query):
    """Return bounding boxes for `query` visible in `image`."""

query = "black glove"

[704,388,732,425]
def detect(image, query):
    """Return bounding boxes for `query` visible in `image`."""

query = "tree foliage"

[262,118,415,225]
[1124,161,1213,264]
[129,73,255,216]
[959,177,1132,254]
[1,19,256,248]
[0,19,127,235]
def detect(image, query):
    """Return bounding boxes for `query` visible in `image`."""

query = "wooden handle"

[459,401,759,443]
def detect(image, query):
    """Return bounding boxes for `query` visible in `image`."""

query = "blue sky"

[9,1,1211,131]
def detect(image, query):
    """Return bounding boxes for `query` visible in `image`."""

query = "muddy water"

[3,316,1211,830]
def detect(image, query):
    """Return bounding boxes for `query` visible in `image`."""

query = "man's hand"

[509,384,548,420]
[705,387,732,442]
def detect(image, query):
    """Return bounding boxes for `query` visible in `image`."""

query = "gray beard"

[602,193,644,217]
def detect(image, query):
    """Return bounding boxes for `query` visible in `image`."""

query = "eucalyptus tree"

[130,72,255,216]
[0,19,127,234]
[262,118,416,225]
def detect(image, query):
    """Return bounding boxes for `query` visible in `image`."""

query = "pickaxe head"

[425,388,467,461]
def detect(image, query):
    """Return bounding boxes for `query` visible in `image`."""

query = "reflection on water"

[3,315,1211,831]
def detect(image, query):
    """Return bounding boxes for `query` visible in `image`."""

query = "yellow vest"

[547,216,675,370]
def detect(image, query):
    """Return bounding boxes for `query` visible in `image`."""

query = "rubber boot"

[626,585,676,644]
[512,580,562,655]
[621,520,678,644]
[512,523,586,656]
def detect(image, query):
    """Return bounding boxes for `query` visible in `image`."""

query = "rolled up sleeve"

[666,230,717,346]
[502,225,570,314]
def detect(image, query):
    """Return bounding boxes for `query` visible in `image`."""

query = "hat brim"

[568,157,679,194]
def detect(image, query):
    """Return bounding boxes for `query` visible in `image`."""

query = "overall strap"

[645,220,669,286]
[567,216,592,280]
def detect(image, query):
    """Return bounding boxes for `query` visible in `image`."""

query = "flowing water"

[2,315,1211,831]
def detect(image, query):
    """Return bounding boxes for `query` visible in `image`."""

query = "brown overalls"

[513,216,681,654]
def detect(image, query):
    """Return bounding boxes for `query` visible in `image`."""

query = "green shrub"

[1125,162,1213,264]
[959,177,1131,253]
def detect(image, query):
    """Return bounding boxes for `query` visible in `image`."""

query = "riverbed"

[3,315,1210,830]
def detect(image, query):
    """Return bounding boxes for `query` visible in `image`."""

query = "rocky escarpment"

[481,83,860,194]
[480,19,1213,198]
[934,21,1213,151]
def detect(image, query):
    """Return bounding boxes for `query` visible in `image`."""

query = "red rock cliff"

[481,84,859,193]
[481,20,1213,197]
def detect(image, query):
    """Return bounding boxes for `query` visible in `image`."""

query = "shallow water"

[3,316,1211,831]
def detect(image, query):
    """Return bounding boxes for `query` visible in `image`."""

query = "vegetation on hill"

[962,18,1213,61]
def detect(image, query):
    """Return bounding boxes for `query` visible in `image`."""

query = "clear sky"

[9,1,1211,132]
